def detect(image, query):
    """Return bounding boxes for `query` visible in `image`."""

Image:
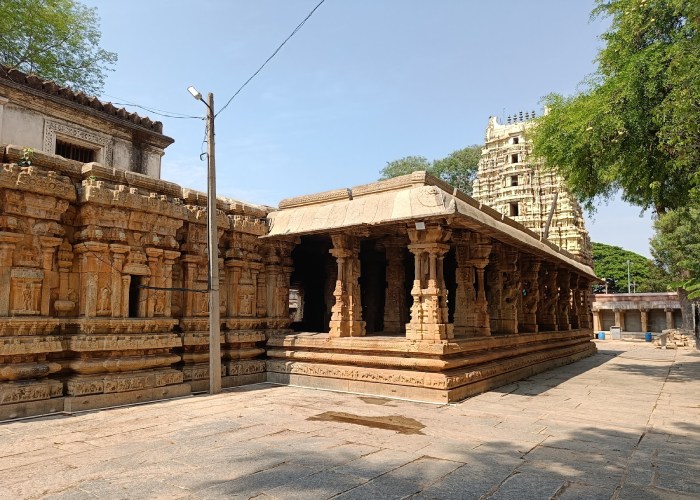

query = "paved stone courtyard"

[1,340,698,499]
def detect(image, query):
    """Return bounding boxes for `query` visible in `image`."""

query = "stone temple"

[472,114,592,265]
[0,68,597,419]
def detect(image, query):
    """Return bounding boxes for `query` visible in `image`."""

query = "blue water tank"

[645,332,652,342]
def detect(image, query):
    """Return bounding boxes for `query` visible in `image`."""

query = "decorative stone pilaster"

[537,265,558,331]
[0,232,24,316]
[519,256,541,333]
[405,224,453,341]
[75,242,110,318]
[108,245,129,318]
[328,234,365,337]
[163,250,180,318]
[381,237,407,334]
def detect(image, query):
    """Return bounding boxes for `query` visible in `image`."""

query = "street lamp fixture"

[187,85,203,101]
[188,85,221,395]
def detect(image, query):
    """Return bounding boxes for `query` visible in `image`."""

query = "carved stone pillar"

[452,231,472,337]
[466,234,492,337]
[556,269,571,331]
[580,284,593,329]
[405,224,453,341]
[519,256,541,333]
[381,237,406,334]
[485,244,519,334]
[640,308,648,333]
[665,308,674,329]
[498,248,520,334]
[537,265,558,331]
[328,234,365,337]
[569,274,580,329]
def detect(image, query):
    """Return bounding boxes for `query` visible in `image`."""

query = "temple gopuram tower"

[472,113,592,265]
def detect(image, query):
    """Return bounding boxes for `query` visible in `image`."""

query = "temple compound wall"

[472,114,592,265]
[0,67,172,178]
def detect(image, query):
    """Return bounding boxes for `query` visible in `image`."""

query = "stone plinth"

[266,330,596,403]
[179,317,267,391]
[0,317,63,418]
[60,318,188,411]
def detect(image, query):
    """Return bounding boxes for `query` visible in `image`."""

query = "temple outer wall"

[0,145,289,420]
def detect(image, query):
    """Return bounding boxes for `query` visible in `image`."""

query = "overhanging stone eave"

[262,210,454,239]
[449,200,596,280]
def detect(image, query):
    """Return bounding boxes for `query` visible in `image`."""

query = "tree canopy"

[650,196,700,297]
[530,0,700,215]
[379,145,481,195]
[592,242,671,293]
[0,0,117,94]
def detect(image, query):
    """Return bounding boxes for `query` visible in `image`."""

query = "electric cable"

[215,0,326,118]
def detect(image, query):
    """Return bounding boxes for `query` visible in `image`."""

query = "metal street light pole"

[188,86,221,395]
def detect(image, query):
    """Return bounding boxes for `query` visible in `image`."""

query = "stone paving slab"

[0,339,699,499]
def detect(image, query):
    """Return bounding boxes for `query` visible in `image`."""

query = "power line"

[215,0,327,118]
[103,94,203,120]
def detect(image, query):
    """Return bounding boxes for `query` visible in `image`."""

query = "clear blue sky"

[85,0,655,257]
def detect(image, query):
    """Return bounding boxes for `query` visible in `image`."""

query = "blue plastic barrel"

[645,332,652,342]
[598,332,605,340]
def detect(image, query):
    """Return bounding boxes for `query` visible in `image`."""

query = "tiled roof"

[0,66,165,134]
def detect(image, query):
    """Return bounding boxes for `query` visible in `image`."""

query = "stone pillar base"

[329,320,366,338]
[406,322,454,341]
[519,322,539,333]
[491,318,518,334]
[454,327,491,337]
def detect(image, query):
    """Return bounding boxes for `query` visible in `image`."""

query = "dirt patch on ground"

[308,411,425,435]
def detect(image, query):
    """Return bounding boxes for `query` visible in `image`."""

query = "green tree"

[651,200,700,297]
[592,242,671,293]
[379,155,431,180]
[379,145,481,195]
[431,145,481,195]
[530,0,700,215]
[0,0,117,94]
